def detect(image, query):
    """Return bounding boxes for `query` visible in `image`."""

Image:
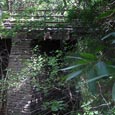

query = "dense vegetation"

[0,0,115,115]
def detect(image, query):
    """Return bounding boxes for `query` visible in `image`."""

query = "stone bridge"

[0,9,90,115]
[0,28,80,115]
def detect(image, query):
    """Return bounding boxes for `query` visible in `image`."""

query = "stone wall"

[6,32,32,115]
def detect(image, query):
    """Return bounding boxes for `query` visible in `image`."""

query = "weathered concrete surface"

[6,32,32,115]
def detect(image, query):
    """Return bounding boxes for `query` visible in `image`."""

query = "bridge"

[0,9,89,115]
[2,9,88,33]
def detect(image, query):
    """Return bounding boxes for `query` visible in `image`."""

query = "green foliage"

[66,0,101,26]
[97,9,115,19]
[0,0,115,114]
[67,7,78,22]
[59,30,115,114]
[62,33,115,96]
[80,102,99,115]
[7,48,81,114]
[62,54,111,95]
[43,100,66,112]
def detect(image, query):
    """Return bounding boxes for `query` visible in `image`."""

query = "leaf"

[88,69,97,94]
[112,83,115,101]
[97,9,115,19]
[95,61,109,76]
[60,64,82,71]
[51,106,58,112]
[107,65,115,75]
[63,0,67,6]
[80,53,97,60]
[101,32,115,40]
[67,56,83,60]
[108,65,115,68]
[77,59,91,65]
[112,40,115,44]
[0,2,4,5]
[87,74,109,83]
[66,70,82,81]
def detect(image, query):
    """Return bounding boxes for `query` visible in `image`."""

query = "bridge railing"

[3,9,75,30]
